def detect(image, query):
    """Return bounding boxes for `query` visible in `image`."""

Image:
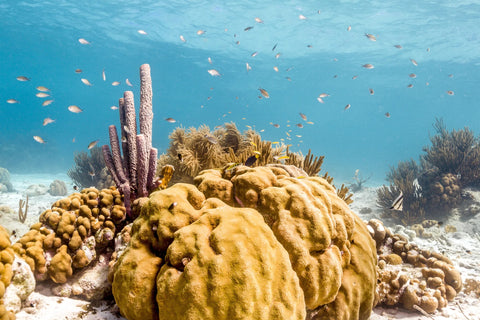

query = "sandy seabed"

[0,174,479,320]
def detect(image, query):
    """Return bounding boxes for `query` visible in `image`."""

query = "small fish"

[275,53,281,59]
[88,171,95,178]
[390,191,403,211]
[165,118,176,123]
[88,139,99,149]
[226,163,242,171]
[37,85,50,92]
[204,135,217,144]
[250,141,257,147]
[272,123,280,128]
[207,69,221,77]
[307,44,313,48]
[365,33,376,41]
[73,185,78,191]
[251,51,258,57]
[299,112,307,120]
[295,135,302,138]
[6,99,19,104]
[68,105,83,113]
[407,84,413,88]
[317,97,324,103]
[102,69,106,81]
[394,44,402,49]
[208,57,212,64]
[244,26,254,31]
[362,64,374,69]
[78,38,90,45]
[72,137,76,143]
[426,47,430,52]
[259,88,269,98]
[123,125,130,134]
[246,62,252,71]
[299,14,307,20]
[446,90,454,96]
[168,202,177,210]
[42,117,55,126]
[352,75,358,80]
[347,25,351,31]
[410,58,418,66]
[197,30,205,35]
[285,77,291,81]
[33,136,45,144]
[319,93,329,98]
[285,131,290,137]
[177,153,183,162]
[385,112,391,118]
[180,35,186,42]
[245,155,258,167]
[409,73,416,78]
[369,88,374,95]
[110,106,118,110]
[16,76,30,81]
[273,66,279,72]
[126,78,133,86]
[75,69,82,73]
[272,43,277,51]
[448,74,454,78]
[36,92,49,98]
[138,30,147,35]
[112,81,120,86]
[286,66,294,72]
[296,123,304,128]
[42,99,54,106]
[274,155,290,161]
[81,78,92,86]
[306,121,314,125]
[344,104,351,111]
[255,17,263,23]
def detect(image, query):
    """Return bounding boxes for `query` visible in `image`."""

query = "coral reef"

[0,168,14,193]
[418,170,462,213]
[111,165,377,320]
[102,64,158,219]
[3,256,35,315]
[368,219,462,314]
[0,225,16,320]
[68,146,113,190]
[377,160,426,225]
[48,180,67,196]
[12,187,126,284]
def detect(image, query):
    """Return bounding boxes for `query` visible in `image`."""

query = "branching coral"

[68,146,112,190]
[377,159,426,225]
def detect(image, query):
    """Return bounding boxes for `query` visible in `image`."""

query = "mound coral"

[368,219,462,314]
[0,225,15,320]
[48,180,67,196]
[0,168,13,193]
[68,146,113,190]
[12,187,126,284]
[111,165,377,320]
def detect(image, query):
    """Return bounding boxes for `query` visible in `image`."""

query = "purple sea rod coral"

[102,64,158,218]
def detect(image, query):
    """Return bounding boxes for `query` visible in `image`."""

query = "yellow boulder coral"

[112,183,306,320]
[195,166,377,319]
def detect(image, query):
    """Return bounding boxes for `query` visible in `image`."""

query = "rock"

[3,256,36,313]
[48,180,68,196]
[25,184,48,197]
[0,168,14,192]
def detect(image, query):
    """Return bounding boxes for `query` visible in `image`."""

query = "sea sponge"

[0,225,15,320]
[194,166,377,319]
[12,187,126,284]
[370,219,462,313]
[112,183,306,320]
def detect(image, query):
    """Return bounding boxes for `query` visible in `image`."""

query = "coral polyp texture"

[11,187,126,284]
[111,165,377,320]
[368,219,462,314]
[0,226,15,320]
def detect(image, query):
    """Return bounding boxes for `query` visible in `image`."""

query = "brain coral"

[112,183,305,320]
[112,165,377,320]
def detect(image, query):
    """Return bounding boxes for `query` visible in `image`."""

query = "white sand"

[1,175,479,319]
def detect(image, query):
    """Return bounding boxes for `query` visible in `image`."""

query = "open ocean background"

[1,0,479,185]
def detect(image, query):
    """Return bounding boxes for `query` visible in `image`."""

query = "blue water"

[1,1,479,185]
